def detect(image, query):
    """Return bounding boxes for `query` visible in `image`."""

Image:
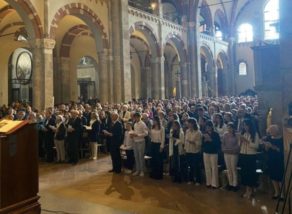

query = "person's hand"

[160,147,164,153]
[67,127,74,132]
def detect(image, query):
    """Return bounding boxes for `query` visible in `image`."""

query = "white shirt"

[184,129,202,153]
[123,131,134,150]
[150,128,165,149]
[240,133,259,155]
[133,120,148,143]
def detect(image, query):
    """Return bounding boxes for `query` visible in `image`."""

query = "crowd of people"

[0,96,284,200]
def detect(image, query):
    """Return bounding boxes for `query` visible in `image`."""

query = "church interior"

[0,0,292,213]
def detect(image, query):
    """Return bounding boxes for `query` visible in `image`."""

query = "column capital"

[31,38,56,49]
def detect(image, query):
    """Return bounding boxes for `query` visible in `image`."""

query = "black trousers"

[68,138,79,164]
[45,136,54,162]
[186,153,202,183]
[125,150,134,170]
[150,143,163,180]
[239,154,257,187]
[110,146,122,173]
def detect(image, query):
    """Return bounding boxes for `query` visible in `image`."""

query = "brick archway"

[60,25,93,58]
[49,3,108,50]
[129,22,160,57]
[4,0,43,38]
[164,33,187,63]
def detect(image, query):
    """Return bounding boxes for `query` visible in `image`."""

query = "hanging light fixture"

[150,0,158,11]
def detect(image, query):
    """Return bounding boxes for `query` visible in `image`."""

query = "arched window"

[264,0,279,40]
[239,62,247,76]
[237,23,253,43]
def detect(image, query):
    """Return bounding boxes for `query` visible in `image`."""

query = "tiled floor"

[39,156,276,214]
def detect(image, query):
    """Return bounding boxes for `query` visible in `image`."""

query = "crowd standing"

[0,96,285,200]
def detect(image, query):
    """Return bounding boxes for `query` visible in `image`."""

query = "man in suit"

[67,110,82,164]
[103,112,123,173]
[44,109,56,162]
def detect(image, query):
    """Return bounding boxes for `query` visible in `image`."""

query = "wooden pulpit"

[0,120,40,214]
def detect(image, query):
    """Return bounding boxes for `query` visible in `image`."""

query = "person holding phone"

[222,122,240,191]
[239,119,259,199]
[263,125,284,199]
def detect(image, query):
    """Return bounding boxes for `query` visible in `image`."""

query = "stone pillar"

[98,50,109,104]
[188,21,201,97]
[110,0,131,103]
[151,57,160,99]
[32,38,55,111]
[107,49,114,104]
[281,0,292,117]
[145,66,152,98]
[151,57,165,99]
[211,61,218,97]
[121,0,131,102]
[180,62,189,98]
[159,56,165,99]
[228,37,236,95]
[111,1,122,103]
[60,57,70,103]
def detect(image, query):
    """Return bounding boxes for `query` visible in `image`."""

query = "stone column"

[180,62,189,98]
[98,50,109,104]
[281,0,292,117]
[121,0,131,102]
[107,49,114,103]
[110,0,131,103]
[145,66,152,98]
[211,61,218,97]
[151,57,160,99]
[188,21,201,97]
[32,38,55,111]
[60,57,70,103]
[228,37,236,95]
[151,57,165,99]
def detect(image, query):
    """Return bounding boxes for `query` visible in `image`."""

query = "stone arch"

[163,33,188,98]
[4,0,43,39]
[199,0,213,35]
[200,45,216,96]
[164,33,187,63]
[129,22,162,99]
[129,22,160,57]
[217,51,229,96]
[0,21,24,35]
[60,24,93,58]
[76,55,99,102]
[49,3,108,51]
[214,9,228,38]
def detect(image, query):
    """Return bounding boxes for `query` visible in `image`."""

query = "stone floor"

[39,156,277,214]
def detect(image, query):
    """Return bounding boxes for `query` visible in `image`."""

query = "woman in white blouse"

[239,119,259,199]
[150,116,165,180]
[185,118,202,185]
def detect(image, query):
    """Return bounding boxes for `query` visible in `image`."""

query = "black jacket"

[108,121,123,148]
[202,131,221,154]
[55,123,66,141]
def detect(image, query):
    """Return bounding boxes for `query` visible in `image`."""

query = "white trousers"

[55,139,65,162]
[90,142,98,159]
[203,153,219,187]
[224,153,238,187]
[133,141,145,172]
